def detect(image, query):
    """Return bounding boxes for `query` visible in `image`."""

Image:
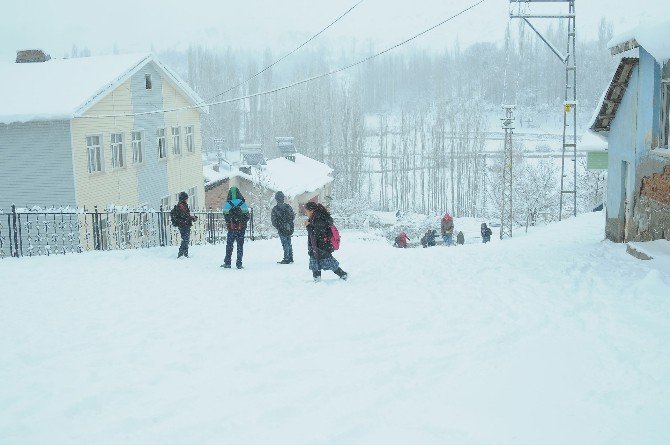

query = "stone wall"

[631,163,670,241]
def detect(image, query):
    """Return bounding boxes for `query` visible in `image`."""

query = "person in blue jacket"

[221,186,250,269]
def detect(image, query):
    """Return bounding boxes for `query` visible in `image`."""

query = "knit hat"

[178,192,188,201]
[275,191,285,203]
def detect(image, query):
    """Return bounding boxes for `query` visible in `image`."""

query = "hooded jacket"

[441,213,454,235]
[306,207,334,259]
[223,186,250,230]
[271,192,295,236]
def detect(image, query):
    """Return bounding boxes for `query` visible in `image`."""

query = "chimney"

[16,49,51,63]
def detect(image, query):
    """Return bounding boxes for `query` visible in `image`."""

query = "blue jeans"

[279,235,293,261]
[224,230,245,266]
[443,233,453,246]
[178,226,191,256]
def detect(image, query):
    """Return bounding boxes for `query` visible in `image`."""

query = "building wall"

[131,62,169,209]
[0,120,76,207]
[71,79,138,209]
[606,48,670,242]
[162,78,205,209]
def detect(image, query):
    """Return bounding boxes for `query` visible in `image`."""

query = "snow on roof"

[609,17,670,62]
[204,153,333,198]
[0,53,207,124]
[581,129,608,152]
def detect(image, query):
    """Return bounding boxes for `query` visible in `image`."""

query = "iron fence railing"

[0,205,255,259]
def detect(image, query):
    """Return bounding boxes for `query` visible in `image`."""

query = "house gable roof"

[0,53,207,124]
[609,17,670,62]
[589,57,638,136]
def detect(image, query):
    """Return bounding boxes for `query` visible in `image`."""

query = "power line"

[206,0,365,102]
[77,0,488,120]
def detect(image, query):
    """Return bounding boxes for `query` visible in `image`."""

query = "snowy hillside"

[1,213,669,444]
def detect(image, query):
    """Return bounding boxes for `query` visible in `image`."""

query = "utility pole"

[509,0,577,220]
[501,105,515,239]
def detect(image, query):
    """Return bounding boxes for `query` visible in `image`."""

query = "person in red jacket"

[394,231,410,248]
[441,213,454,246]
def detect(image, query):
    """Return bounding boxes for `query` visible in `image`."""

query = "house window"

[160,195,170,209]
[157,128,166,159]
[145,73,152,90]
[174,192,181,204]
[661,62,670,148]
[172,127,181,155]
[188,186,198,209]
[131,131,143,164]
[185,125,194,153]
[86,135,103,173]
[111,133,124,169]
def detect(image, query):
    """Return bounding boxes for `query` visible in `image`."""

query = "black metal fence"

[0,205,255,259]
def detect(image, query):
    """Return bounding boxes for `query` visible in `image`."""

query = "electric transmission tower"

[501,105,515,239]
[509,0,577,220]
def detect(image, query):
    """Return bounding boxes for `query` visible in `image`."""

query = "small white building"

[204,149,333,215]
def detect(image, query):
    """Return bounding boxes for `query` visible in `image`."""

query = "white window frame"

[188,186,198,209]
[174,192,181,204]
[145,73,152,90]
[160,195,170,210]
[131,130,143,164]
[157,128,167,159]
[172,126,181,155]
[185,125,194,153]
[86,135,103,173]
[110,132,125,169]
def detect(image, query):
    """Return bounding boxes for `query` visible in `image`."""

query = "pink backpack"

[330,224,341,250]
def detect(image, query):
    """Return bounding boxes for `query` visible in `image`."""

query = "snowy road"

[1,212,669,444]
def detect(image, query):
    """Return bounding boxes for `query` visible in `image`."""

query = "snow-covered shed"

[589,19,670,242]
[0,51,208,210]
[204,152,333,214]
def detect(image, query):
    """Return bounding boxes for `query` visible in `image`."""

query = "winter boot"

[221,264,231,269]
[237,264,244,269]
[278,259,291,264]
[313,270,322,283]
[334,268,348,281]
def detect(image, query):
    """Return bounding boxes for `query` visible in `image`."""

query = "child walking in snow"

[304,202,347,282]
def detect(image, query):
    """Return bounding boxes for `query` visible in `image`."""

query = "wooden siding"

[0,120,76,207]
[131,63,169,209]
[162,77,205,209]
[71,79,139,209]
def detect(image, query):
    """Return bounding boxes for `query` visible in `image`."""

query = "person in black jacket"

[175,191,197,258]
[481,223,492,243]
[271,191,295,264]
[304,202,347,282]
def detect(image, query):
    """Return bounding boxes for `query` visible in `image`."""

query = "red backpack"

[330,224,341,250]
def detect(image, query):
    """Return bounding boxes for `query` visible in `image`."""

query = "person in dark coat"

[394,231,410,248]
[456,231,465,245]
[304,202,347,282]
[481,223,492,243]
[441,213,454,246]
[175,191,197,258]
[271,191,295,264]
[421,229,437,248]
[221,186,250,269]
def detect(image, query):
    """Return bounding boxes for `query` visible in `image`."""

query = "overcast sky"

[0,0,664,61]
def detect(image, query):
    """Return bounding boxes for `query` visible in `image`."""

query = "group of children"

[171,187,347,282]
[394,213,493,249]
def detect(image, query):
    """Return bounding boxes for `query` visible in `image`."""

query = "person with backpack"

[271,191,295,264]
[441,213,454,246]
[221,186,250,269]
[481,223,493,243]
[172,191,197,258]
[304,202,347,282]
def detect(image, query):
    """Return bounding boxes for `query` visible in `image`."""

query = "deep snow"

[1,212,669,444]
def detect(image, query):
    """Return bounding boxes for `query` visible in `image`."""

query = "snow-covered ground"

[1,212,669,444]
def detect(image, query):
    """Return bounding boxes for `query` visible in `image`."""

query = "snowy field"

[1,212,669,444]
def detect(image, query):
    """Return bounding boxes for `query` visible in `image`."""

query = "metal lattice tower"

[510,0,577,220]
[501,105,515,239]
